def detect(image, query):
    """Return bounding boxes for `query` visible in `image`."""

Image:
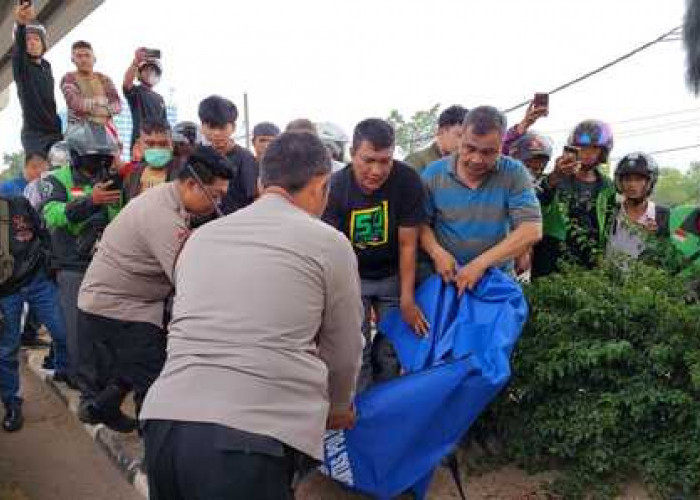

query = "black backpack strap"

[0,199,15,285]
[655,205,671,238]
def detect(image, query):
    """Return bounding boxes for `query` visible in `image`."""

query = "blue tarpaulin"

[321,270,528,499]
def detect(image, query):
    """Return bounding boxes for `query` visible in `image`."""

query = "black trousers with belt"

[77,311,166,415]
[143,420,299,500]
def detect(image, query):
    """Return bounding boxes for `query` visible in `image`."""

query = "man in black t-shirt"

[323,118,428,390]
[198,96,258,215]
[12,4,63,156]
[123,48,168,153]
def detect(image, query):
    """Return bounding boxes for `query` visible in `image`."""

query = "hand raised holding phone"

[14,1,35,24]
[517,93,549,134]
[555,146,580,175]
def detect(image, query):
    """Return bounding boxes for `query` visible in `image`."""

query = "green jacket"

[42,164,122,271]
[404,142,443,173]
[539,170,616,245]
[670,205,700,267]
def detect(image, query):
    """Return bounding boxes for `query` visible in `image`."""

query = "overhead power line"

[541,107,700,135]
[644,144,700,156]
[503,25,682,114]
[615,118,700,139]
[609,143,700,163]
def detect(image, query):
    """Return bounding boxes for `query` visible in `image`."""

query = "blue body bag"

[321,270,528,499]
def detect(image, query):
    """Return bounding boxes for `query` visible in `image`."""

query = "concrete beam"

[0,0,104,93]
[0,87,8,111]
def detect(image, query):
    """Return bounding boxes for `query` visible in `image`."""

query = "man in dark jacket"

[123,48,168,153]
[12,3,63,155]
[0,196,68,432]
[39,122,122,396]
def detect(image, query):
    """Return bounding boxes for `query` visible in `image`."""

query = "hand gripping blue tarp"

[320,269,528,499]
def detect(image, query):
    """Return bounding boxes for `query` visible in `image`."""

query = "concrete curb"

[25,350,149,499]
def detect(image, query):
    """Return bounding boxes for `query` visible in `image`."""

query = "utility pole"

[243,92,251,150]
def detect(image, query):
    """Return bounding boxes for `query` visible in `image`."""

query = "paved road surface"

[0,363,142,500]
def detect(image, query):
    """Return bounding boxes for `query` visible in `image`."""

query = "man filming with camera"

[123,47,168,154]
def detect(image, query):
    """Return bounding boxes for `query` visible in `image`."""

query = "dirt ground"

[12,349,653,500]
[0,364,142,500]
[297,466,555,499]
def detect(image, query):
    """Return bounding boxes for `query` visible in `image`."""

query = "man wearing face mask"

[77,146,231,431]
[121,120,177,203]
[39,122,123,399]
[123,48,167,153]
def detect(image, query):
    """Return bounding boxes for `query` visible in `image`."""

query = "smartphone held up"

[563,146,581,174]
[533,93,549,116]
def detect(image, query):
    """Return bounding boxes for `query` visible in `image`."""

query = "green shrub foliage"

[477,261,700,498]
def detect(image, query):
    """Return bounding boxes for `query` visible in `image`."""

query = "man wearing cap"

[123,48,168,153]
[252,122,281,163]
[12,3,63,155]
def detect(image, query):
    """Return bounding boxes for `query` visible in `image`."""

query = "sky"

[0,0,698,170]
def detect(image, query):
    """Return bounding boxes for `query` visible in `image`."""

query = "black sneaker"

[77,400,137,433]
[41,353,55,370]
[52,371,77,389]
[77,398,101,425]
[103,411,139,434]
[2,405,23,432]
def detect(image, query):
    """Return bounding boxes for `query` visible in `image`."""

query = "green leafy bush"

[476,262,700,498]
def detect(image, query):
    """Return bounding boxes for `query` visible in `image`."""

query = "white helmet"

[48,141,70,168]
[316,122,348,161]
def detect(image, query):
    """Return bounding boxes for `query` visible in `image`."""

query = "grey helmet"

[316,121,348,162]
[172,121,201,146]
[47,141,70,168]
[64,121,119,158]
[64,122,119,172]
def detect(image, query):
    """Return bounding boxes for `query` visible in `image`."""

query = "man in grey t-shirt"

[141,132,364,500]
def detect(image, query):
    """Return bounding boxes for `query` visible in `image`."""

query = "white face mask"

[144,73,160,87]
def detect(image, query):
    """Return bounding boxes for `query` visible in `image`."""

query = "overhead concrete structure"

[0,0,104,109]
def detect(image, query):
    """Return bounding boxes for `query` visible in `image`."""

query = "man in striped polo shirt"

[420,106,543,295]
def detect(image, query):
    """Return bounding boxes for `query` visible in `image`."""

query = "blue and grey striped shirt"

[422,154,541,270]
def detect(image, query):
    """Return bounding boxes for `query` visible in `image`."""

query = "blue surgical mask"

[144,148,173,168]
